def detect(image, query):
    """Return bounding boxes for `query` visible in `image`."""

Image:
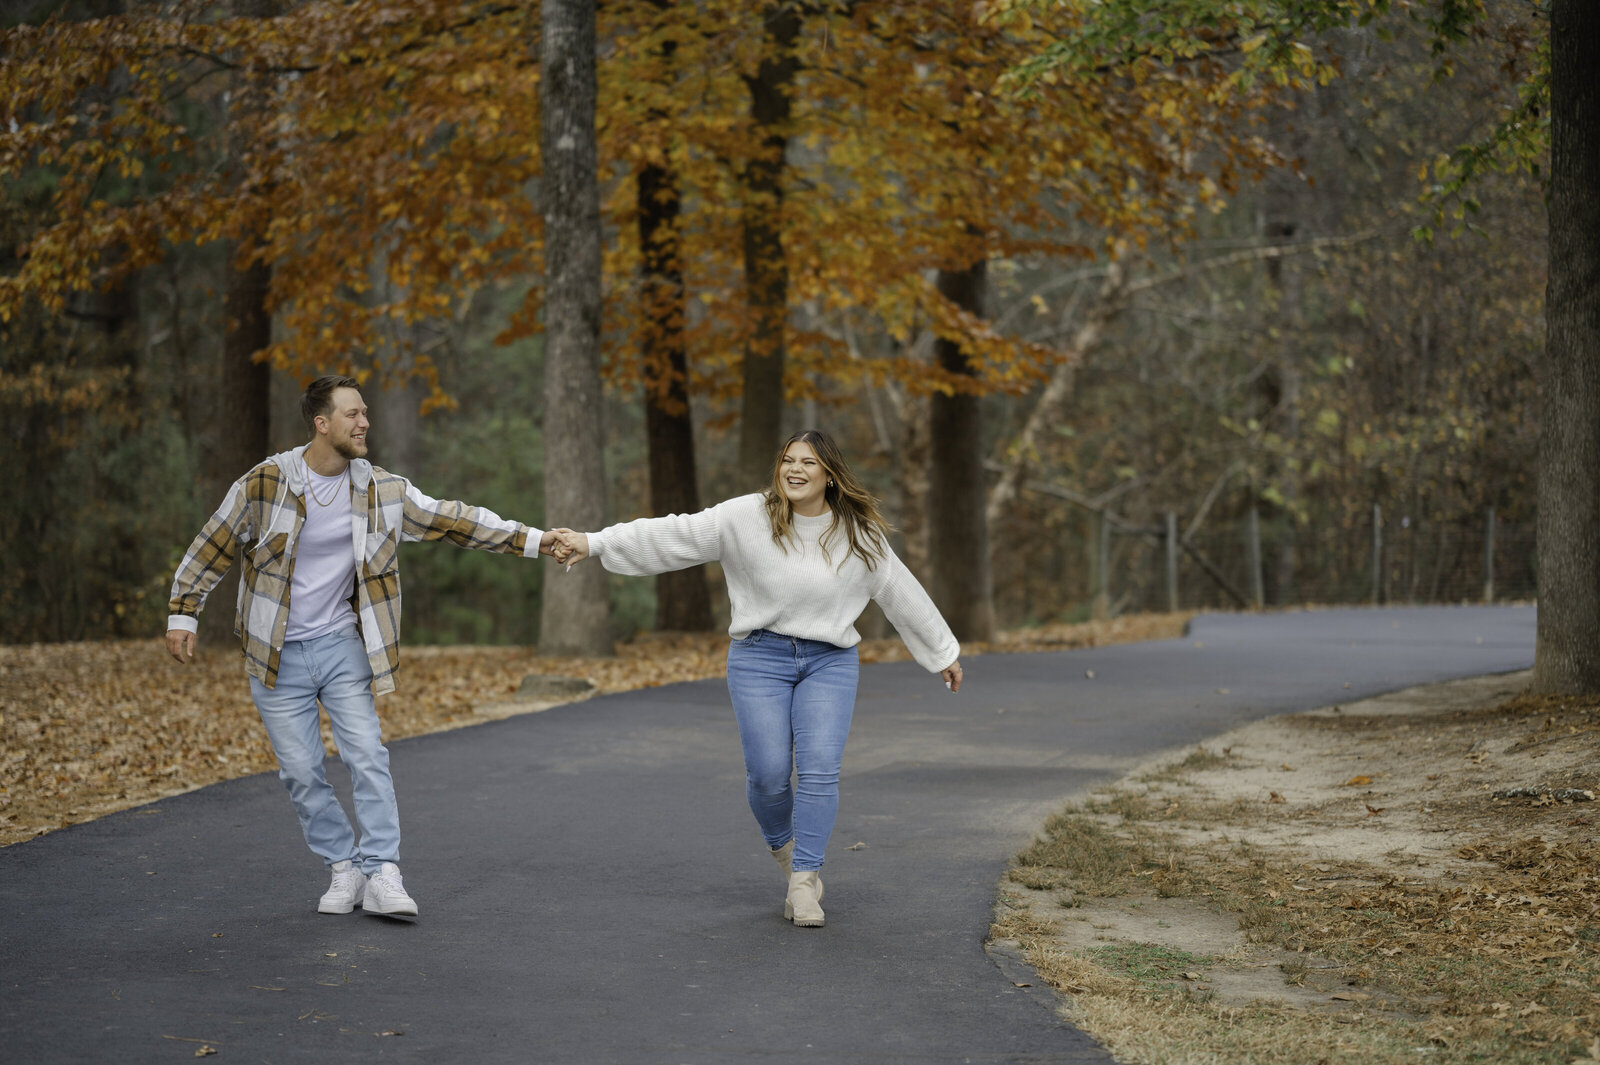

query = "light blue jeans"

[725,630,860,872]
[248,627,398,875]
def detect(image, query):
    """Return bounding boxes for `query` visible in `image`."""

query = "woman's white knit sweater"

[587,493,960,673]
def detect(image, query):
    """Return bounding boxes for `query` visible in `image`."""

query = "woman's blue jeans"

[248,626,398,875]
[725,630,860,872]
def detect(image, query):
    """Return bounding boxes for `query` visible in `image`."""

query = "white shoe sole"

[317,898,361,914]
[362,897,418,917]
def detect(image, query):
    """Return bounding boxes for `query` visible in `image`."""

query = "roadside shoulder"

[991,670,1600,1065]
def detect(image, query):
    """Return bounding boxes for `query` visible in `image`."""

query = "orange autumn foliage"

[1,0,1290,408]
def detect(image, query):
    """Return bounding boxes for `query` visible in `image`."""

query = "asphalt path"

[2,605,1535,1064]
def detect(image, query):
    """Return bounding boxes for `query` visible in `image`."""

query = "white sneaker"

[361,862,419,917]
[317,860,367,914]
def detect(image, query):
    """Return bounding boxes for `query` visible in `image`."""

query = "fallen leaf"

[1269,791,1286,804]
[1330,992,1371,1002]
[1012,980,1032,988]
[1343,776,1373,787]
[1365,805,1385,816]
[1215,688,1230,695]
[1084,670,1095,679]
[376,1030,404,1037]
[1181,971,1202,980]
[195,1049,218,1058]
[1568,1036,1600,1065]
[1281,764,1296,771]
[847,841,867,851]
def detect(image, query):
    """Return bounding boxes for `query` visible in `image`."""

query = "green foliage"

[402,400,548,646]
[998,0,1549,237]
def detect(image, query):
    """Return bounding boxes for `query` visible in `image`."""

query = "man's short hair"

[301,374,362,434]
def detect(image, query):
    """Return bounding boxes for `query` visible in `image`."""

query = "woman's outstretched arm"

[549,504,723,576]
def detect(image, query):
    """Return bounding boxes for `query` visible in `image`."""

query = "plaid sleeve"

[167,478,254,622]
[397,478,535,555]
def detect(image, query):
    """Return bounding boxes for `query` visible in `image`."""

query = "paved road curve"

[2,606,1534,1064]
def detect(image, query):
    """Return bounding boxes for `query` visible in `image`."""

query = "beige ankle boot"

[770,840,794,879]
[786,870,825,927]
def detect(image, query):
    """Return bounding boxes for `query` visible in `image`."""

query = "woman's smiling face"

[779,441,829,516]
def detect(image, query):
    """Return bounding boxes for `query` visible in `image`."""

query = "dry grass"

[993,681,1600,1065]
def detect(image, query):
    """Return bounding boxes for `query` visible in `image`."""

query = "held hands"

[941,660,963,694]
[547,529,590,569]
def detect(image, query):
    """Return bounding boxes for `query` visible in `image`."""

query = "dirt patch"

[991,670,1600,1065]
[0,613,1188,848]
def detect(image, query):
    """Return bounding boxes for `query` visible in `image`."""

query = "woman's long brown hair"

[762,429,891,570]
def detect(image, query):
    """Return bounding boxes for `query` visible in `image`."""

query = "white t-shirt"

[283,467,358,642]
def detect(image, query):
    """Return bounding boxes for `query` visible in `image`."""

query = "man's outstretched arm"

[396,478,557,558]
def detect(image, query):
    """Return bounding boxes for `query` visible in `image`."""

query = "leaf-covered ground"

[992,672,1600,1065]
[0,613,1185,848]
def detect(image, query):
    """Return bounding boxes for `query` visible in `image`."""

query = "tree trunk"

[538,0,612,656]
[207,0,278,620]
[363,246,427,475]
[899,388,932,586]
[1532,0,1600,693]
[736,2,800,488]
[928,261,995,643]
[213,0,276,489]
[218,255,272,472]
[639,153,713,631]
[1263,212,1301,607]
[368,359,425,475]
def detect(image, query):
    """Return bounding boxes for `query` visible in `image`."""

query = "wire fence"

[994,505,1535,624]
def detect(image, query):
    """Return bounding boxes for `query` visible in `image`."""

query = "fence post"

[1371,504,1383,605]
[1091,510,1110,620]
[1165,510,1179,613]
[1483,506,1496,604]
[1246,503,1265,608]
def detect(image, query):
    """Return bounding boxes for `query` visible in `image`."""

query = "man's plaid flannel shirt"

[168,446,544,695]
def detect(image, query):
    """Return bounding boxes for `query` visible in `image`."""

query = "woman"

[552,429,963,928]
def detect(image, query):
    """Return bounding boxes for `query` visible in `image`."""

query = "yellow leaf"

[1240,34,1267,53]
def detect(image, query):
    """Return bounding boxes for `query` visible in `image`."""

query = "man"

[166,375,559,917]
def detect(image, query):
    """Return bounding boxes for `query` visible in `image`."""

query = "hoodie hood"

[270,445,374,496]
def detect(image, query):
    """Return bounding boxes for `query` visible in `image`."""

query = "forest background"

[0,0,1549,656]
